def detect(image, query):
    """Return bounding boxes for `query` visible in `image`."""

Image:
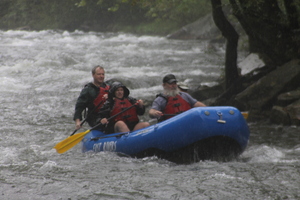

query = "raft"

[82,106,250,164]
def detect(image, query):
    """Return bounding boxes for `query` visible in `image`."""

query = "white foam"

[243,145,285,163]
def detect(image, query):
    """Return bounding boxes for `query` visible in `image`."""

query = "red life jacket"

[162,94,191,120]
[93,85,110,112]
[110,98,139,123]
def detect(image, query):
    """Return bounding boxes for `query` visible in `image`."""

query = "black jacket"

[73,82,109,127]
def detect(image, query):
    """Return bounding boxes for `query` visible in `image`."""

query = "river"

[0,30,299,200]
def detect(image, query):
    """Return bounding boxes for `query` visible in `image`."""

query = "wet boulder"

[235,60,300,109]
[275,89,300,107]
[285,99,300,125]
[270,90,300,125]
[235,59,300,123]
[270,106,290,125]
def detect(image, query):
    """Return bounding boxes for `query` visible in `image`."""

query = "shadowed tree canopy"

[210,0,300,91]
[229,0,300,66]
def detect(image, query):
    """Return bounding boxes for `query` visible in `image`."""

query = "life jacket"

[110,98,139,123]
[161,94,191,121]
[93,85,110,111]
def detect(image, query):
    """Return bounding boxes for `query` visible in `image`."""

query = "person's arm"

[73,87,91,128]
[97,102,111,118]
[149,96,166,118]
[95,100,112,124]
[180,92,206,108]
[134,98,146,115]
[127,97,146,115]
[194,101,206,107]
[149,108,163,118]
[75,119,82,130]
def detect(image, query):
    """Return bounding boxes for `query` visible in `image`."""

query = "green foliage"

[0,0,211,34]
[138,0,211,25]
[126,20,180,35]
[0,0,86,30]
[75,0,212,28]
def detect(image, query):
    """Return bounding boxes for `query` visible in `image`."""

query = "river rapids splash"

[0,30,299,200]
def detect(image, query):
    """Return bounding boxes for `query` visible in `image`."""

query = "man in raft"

[73,65,110,130]
[149,74,206,122]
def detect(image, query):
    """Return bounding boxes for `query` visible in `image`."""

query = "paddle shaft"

[91,132,128,141]
[163,114,177,116]
[70,99,104,136]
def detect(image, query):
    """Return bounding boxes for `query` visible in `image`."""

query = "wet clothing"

[93,85,110,112]
[97,83,145,134]
[110,98,139,123]
[73,82,109,127]
[151,92,197,122]
[159,94,191,121]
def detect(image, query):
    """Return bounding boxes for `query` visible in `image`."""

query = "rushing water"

[0,30,299,200]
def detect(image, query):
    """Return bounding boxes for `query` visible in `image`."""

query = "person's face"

[163,82,177,90]
[93,68,105,85]
[115,87,124,99]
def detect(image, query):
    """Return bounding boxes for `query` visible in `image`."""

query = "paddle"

[162,114,177,116]
[54,102,139,154]
[70,100,104,136]
[90,131,129,141]
[241,111,248,119]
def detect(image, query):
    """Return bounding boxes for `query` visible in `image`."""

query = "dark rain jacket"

[73,82,109,127]
[97,83,145,132]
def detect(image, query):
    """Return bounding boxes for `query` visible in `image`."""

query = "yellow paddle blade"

[241,111,249,120]
[54,129,91,154]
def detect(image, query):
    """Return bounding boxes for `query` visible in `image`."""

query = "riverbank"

[0,0,207,36]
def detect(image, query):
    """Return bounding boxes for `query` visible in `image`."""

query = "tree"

[210,0,239,89]
[229,0,300,66]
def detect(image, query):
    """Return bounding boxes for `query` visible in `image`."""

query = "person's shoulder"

[79,82,92,92]
[83,82,96,89]
[156,93,167,99]
[82,83,100,97]
[180,91,196,101]
[127,96,136,102]
[101,82,110,88]
[153,94,167,105]
[180,91,192,97]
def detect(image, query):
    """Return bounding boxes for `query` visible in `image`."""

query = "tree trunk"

[210,0,239,89]
[284,0,299,29]
[229,0,300,66]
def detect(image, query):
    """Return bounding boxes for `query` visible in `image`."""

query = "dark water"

[0,30,299,200]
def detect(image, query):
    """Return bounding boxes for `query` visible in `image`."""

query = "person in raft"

[177,82,189,93]
[97,82,150,134]
[73,65,110,129]
[149,74,206,122]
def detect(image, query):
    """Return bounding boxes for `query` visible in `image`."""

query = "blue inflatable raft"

[82,106,250,164]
